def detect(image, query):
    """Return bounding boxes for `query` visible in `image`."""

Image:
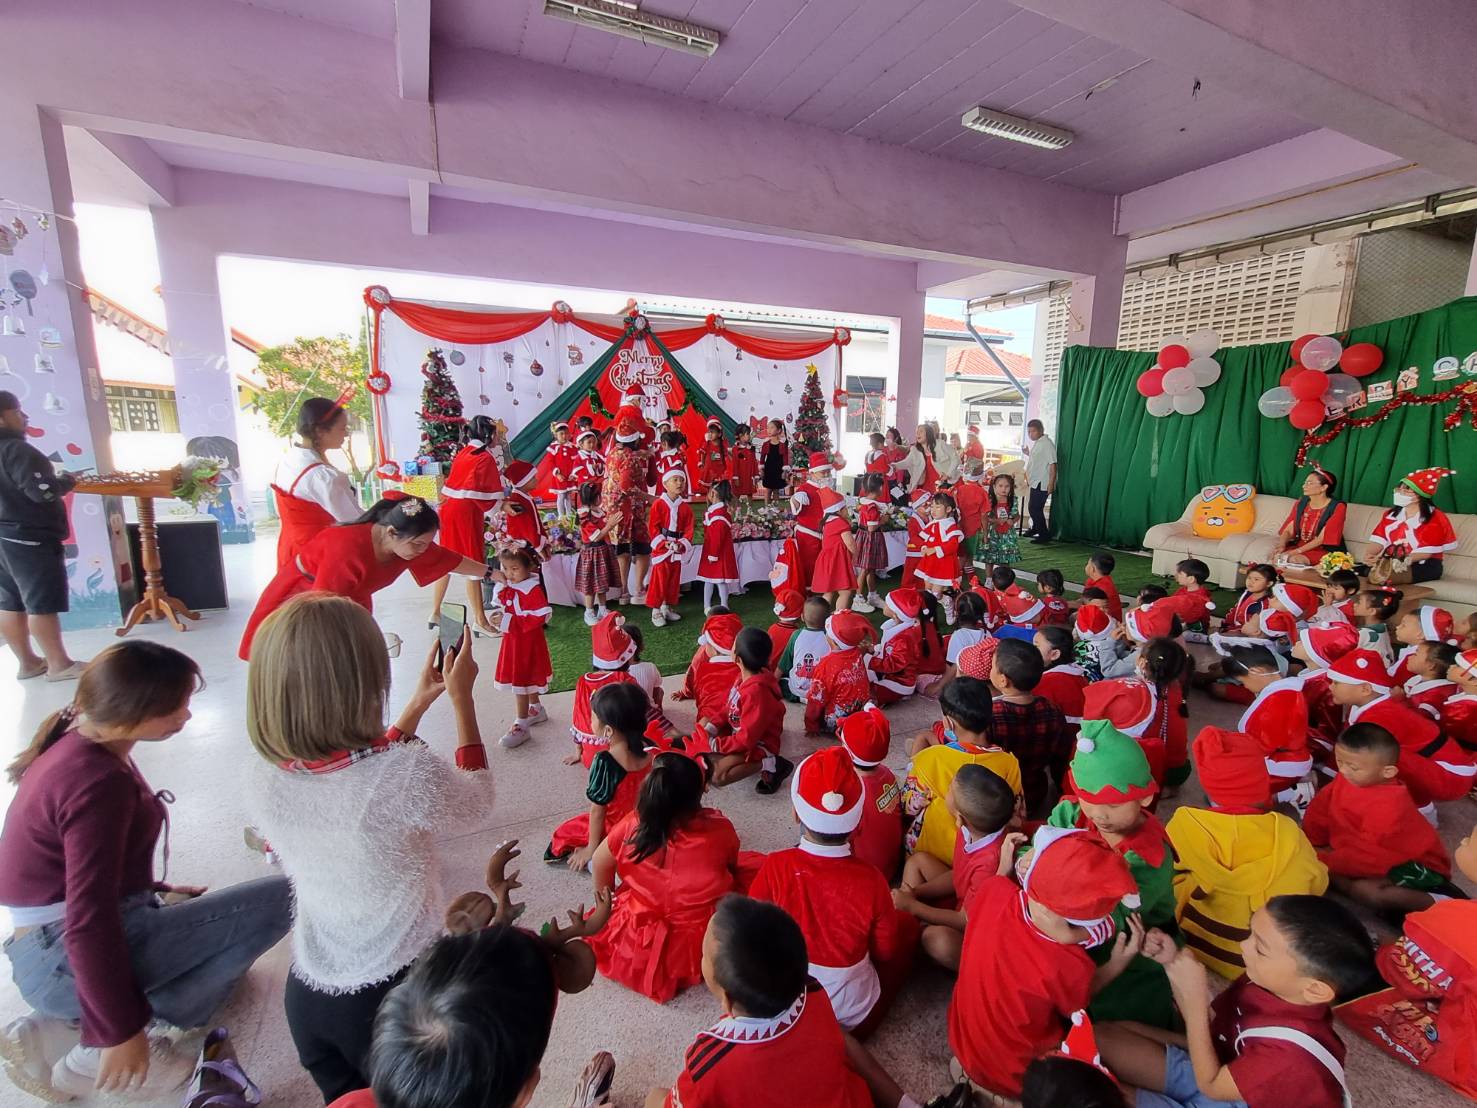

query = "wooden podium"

[73,468,202,635]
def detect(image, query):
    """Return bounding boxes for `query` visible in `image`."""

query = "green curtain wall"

[1054,296,1477,549]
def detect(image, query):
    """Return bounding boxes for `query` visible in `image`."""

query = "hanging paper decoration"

[1137,333,1221,417]
[1295,380,1477,464]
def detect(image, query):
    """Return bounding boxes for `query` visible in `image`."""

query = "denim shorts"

[1135,1046,1248,1108]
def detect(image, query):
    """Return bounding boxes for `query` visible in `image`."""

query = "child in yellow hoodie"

[1165,726,1328,978]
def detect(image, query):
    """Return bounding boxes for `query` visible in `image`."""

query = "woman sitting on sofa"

[1275,463,1346,564]
[1369,467,1459,582]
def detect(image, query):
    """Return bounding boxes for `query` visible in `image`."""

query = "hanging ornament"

[537,391,543,399]
[735,347,743,361]
[529,359,544,377]
[11,219,26,240]
[43,392,65,414]
[502,352,514,368]
[479,394,491,405]
[567,344,583,366]
[504,381,515,392]
[717,387,728,400]
[0,229,13,256]
[448,350,465,366]
[784,383,793,394]
[36,214,50,231]
[512,398,520,406]
[38,326,61,347]
[366,371,392,395]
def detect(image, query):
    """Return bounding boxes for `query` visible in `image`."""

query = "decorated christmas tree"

[418,347,464,464]
[793,363,834,458]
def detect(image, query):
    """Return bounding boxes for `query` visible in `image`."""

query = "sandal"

[16,664,46,681]
[569,1051,615,1108]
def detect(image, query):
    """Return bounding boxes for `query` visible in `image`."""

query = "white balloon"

[1173,388,1206,415]
[1186,329,1220,358]
[1162,334,1190,351]
[1324,372,1361,403]
[1300,335,1343,372]
[1146,393,1175,417]
[1257,386,1296,419]
[1161,365,1197,396]
[1188,356,1221,387]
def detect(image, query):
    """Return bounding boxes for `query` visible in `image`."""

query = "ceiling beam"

[394,0,430,102]
[71,129,176,206]
[408,178,429,235]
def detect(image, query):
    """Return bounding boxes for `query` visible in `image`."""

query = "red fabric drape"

[385,301,552,344]
[569,318,631,343]
[721,332,838,359]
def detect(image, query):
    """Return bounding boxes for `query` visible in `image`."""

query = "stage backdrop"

[1055,296,1477,549]
[364,288,846,474]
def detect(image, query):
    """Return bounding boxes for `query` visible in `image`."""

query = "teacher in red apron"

[270,398,364,569]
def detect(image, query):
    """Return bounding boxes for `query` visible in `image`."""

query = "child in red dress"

[728,423,758,499]
[852,473,888,611]
[810,489,858,610]
[647,471,694,627]
[675,613,743,740]
[695,627,791,791]
[900,489,930,588]
[915,491,962,598]
[573,427,606,486]
[838,704,903,880]
[490,546,553,749]
[868,587,925,706]
[496,460,546,558]
[790,452,834,588]
[696,418,729,496]
[1036,568,1072,626]
[699,479,739,614]
[750,747,917,1036]
[863,431,889,483]
[803,609,874,735]
[567,611,640,767]
[589,752,742,1003]
[576,481,622,625]
[545,420,582,516]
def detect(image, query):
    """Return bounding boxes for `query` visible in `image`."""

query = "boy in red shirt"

[805,611,876,735]
[696,627,791,793]
[1167,557,1216,634]
[766,588,804,672]
[1084,552,1123,623]
[674,613,742,739]
[838,704,903,881]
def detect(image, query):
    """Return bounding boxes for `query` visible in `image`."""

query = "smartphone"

[437,602,468,670]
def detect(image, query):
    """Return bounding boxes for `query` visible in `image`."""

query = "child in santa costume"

[572,427,606,486]
[1442,648,1477,751]
[576,481,621,626]
[1166,727,1328,979]
[1101,599,1178,679]
[1290,622,1360,771]
[1073,601,1120,683]
[1369,466,1459,581]
[1403,640,1461,719]
[587,752,742,1004]
[867,587,925,706]
[1080,678,1163,786]
[809,488,859,609]
[1303,722,1459,916]
[694,627,791,793]
[914,490,963,596]
[749,747,918,1037]
[698,479,739,614]
[566,611,641,768]
[544,420,582,516]
[789,452,834,589]
[837,704,904,881]
[953,462,988,579]
[768,534,801,597]
[490,547,553,749]
[902,677,1023,864]
[727,423,758,499]
[428,416,505,634]
[696,417,729,495]
[650,896,873,1108]
[1036,568,1072,627]
[1390,603,1458,685]
[496,459,546,558]
[1351,585,1401,663]
[948,826,1139,1101]
[898,488,930,588]
[767,587,804,673]
[1220,562,1276,635]
[547,683,657,871]
[674,613,743,740]
[1166,558,1216,634]
[1034,624,1088,737]
[803,610,874,735]
[780,595,833,704]
[895,762,1020,970]
[1048,721,1179,1029]
[1220,643,1314,810]
[646,470,694,627]
[656,430,692,496]
[852,473,888,611]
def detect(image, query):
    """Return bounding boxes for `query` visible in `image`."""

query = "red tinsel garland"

[1294,380,1477,465]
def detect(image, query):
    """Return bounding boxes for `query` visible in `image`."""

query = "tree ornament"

[448,349,465,366]
[529,359,544,377]
[502,352,514,368]
[717,387,728,400]
[505,381,515,392]
[366,371,392,395]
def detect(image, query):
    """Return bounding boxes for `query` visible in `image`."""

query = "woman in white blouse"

[271,397,364,569]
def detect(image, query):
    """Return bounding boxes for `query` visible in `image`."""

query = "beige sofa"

[1143,494,1477,618]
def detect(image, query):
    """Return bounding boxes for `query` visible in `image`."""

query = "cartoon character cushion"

[1190,484,1257,539]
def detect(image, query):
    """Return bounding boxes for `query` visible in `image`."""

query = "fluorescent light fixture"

[961,106,1074,150]
[543,1,721,58]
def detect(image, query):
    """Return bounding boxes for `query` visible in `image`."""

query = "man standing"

[0,392,84,680]
[1024,418,1057,545]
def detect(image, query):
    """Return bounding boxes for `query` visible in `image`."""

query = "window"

[986,411,1003,426]
[105,386,180,433]
[844,375,885,434]
[1008,411,1023,426]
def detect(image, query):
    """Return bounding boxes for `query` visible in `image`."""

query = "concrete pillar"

[889,294,927,433]
[1065,267,1126,349]
[151,212,253,542]
[0,107,134,628]
[1464,238,1477,297]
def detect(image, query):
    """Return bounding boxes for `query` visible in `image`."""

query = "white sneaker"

[595,605,609,620]
[663,607,682,622]
[868,592,885,607]
[525,704,549,725]
[583,608,599,626]
[51,1037,192,1099]
[499,723,531,749]
[651,610,666,627]
[850,597,876,613]
[1,1015,80,1102]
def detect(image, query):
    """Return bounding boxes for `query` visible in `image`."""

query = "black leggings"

[1409,558,1444,583]
[284,969,405,1103]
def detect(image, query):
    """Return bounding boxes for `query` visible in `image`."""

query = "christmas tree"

[793,363,834,458]
[418,347,464,464]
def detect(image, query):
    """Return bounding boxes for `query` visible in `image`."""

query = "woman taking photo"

[245,593,493,1103]
[238,494,488,659]
[0,643,291,1100]
[1275,463,1347,564]
[427,416,504,635]
[901,423,959,494]
[1369,467,1459,582]
[271,397,364,569]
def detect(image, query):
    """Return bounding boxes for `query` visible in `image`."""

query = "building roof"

[924,314,1012,341]
[86,287,266,357]
[945,345,1032,381]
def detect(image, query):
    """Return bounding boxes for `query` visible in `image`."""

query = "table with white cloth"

[541,532,908,606]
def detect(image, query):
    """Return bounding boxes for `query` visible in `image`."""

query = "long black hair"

[589,683,650,753]
[347,496,439,538]
[1037,624,1073,669]
[627,753,704,863]
[465,415,496,450]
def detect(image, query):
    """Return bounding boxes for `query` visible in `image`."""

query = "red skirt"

[698,538,739,583]
[811,540,857,593]
[854,529,888,573]
[438,497,493,562]
[576,542,622,597]
[915,551,958,589]
[494,626,552,694]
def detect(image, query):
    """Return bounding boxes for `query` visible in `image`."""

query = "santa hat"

[790,747,865,834]
[1454,649,1477,682]
[550,420,569,433]
[808,451,834,475]
[825,610,875,649]
[819,487,848,516]
[839,704,890,768]
[1418,605,1458,645]
[907,488,932,510]
[1297,622,1359,669]
[503,460,536,488]
[1055,1011,1113,1080]
[1001,590,1044,625]
[1067,719,1156,803]
[382,488,410,502]
[1327,648,1396,691]
[614,385,649,443]
[1081,678,1157,739]
[773,589,805,621]
[1021,826,1138,923]
[661,468,689,489]
[705,417,722,431]
[884,587,923,622]
[1401,467,1455,499]
[1271,582,1319,619]
[966,424,980,435]
[699,613,743,659]
[1192,727,1271,809]
[577,428,599,445]
[1074,604,1113,640]
[1123,601,1174,643]
[591,612,637,670]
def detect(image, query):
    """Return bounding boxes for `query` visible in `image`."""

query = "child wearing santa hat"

[1166,727,1328,979]
[646,470,694,627]
[697,479,739,614]
[1390,603,1459,685]
[948,826,1140,1101]
[566,612,640,768]
[571,426,605,486]
[1291,621,1361,770]
[808,487,858,610]
[545,420,582,516]
[867,587,927,706]
[749,747,917,1037]
[673,613,743,740]
[496,459,546,557]
[1021,1011,1128,1108]
[695,627,790,793]
[1101,599,1179,680]
[790,452,834,589]
[1073,598,1120,683]
[490,546,553,749]
[766,587,805,673]
[914,490,963,600]
[837,704,904,880]
[1220,643,1314,811]
[1442,647,1477,751]
[803,610,875,736]
[899,488,931,589]
[768,534,802,595]
[778,595,832,704]
[655,429,691,496]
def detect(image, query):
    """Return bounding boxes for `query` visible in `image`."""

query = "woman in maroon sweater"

[0,642,291,1100]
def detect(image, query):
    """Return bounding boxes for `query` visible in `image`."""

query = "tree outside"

[251,328,374,480]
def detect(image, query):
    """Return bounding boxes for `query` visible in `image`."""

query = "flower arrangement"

[171,456,226,510]
[733,500,796,542]
[1317,550,1356,577]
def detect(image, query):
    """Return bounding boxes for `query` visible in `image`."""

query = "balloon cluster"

[1255,335,1383,430]
[1135,329,1222,416]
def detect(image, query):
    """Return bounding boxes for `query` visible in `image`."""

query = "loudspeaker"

[126,520,229,611]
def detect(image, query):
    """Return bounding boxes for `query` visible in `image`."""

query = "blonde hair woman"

[244,593,492,1103]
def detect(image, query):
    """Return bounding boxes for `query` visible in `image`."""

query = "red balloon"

[1289,399,1326,430]
[1136,368,1167,397]
[1157,344,1191,371]
[1279,365,1302,388]
[1289,369,1329,401]
[1290,334,1319,363]
[1340,342,1383,378]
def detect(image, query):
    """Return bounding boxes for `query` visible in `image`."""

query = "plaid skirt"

[576,542,622,597]
[854,528,888,573]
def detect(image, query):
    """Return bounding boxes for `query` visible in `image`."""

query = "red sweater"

[1302,775,1449,878]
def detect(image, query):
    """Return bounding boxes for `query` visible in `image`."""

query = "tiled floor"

[0,540,1471,1107]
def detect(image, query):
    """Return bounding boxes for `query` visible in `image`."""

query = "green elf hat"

[1067,719,1157,804]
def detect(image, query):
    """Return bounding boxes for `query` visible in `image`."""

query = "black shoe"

[755,754,795,795]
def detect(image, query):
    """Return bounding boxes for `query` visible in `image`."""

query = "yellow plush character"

[1191,484,1257,539]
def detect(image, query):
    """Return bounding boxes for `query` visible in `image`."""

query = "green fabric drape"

[1055,296,1477,549]
[505,349,612,460]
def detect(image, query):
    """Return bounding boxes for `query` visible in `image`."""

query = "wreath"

[366,370,392,395]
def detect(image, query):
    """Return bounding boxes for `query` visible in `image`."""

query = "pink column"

[1065,267,1126,350]
[0,107,134,628]
[890,296,927,433]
